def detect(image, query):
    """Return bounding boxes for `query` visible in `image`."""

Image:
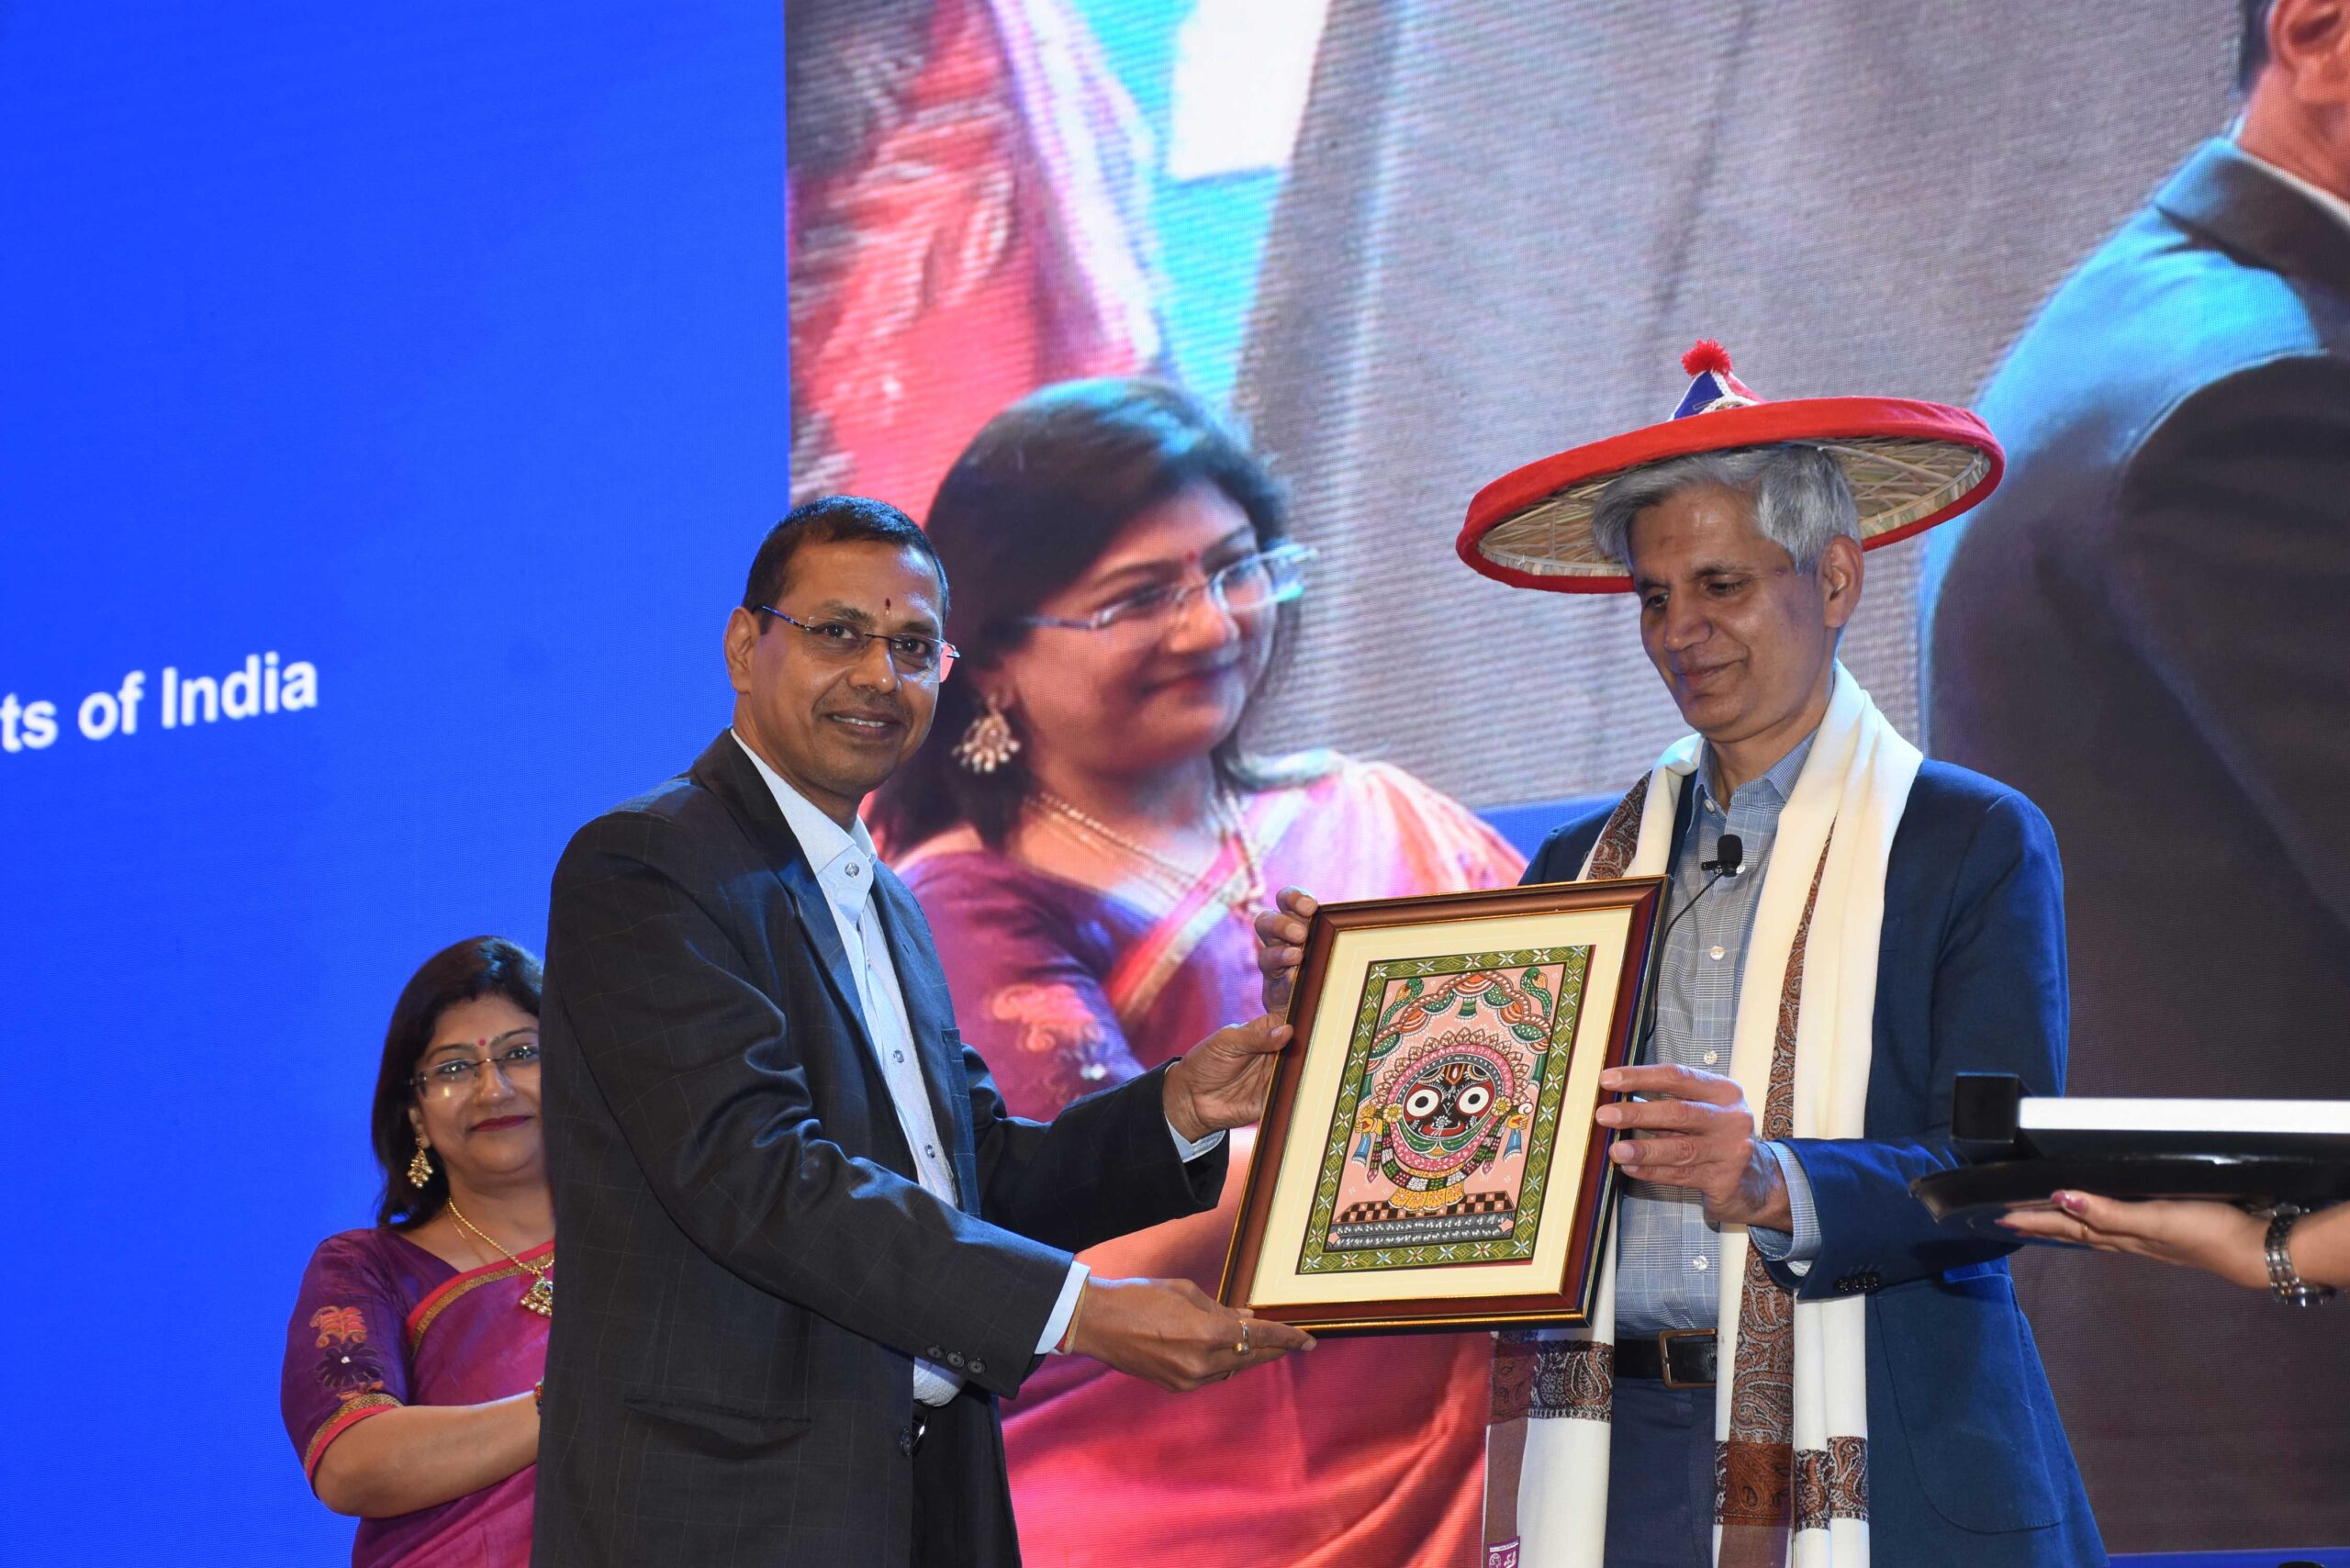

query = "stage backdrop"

[2,1,2338,1564]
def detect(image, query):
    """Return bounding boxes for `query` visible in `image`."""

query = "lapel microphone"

[1702,834,1745,878]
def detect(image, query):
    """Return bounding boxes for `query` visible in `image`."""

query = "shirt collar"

[2236,143,2350,239]
[729,729,878,887]
[1699,728,1818,814]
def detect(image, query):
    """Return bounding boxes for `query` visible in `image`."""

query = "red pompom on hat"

[1456,341,2003,594]
[1681,339,1732,376]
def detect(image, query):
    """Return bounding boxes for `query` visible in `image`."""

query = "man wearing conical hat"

[1259,343,2104,1567]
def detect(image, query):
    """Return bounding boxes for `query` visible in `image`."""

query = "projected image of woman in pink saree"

[871,380,1526,1568]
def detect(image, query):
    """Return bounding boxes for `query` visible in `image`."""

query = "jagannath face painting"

[1360,1029,1533,1212]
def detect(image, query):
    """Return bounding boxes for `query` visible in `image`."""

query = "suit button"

[968,1360,984,1376]
[924,1347,942,1360]
[946,1351,965,1368]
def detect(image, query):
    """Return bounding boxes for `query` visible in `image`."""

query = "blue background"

[1,3,785,1560]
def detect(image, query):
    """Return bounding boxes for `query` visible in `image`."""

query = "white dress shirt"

[731,733,1223,1404]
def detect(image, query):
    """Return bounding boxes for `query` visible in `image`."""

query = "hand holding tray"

[1910,1074,2350,1231]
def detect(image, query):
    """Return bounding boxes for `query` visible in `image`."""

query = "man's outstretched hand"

[1251,886,1320,1014]
[1070,1277,1314,1393]
[1163,1012,1292,1142]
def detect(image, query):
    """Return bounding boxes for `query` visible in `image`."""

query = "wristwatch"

[2264,1205,2337,1307]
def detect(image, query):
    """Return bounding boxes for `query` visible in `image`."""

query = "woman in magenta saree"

[282,937,552,1567]
[286,1227,549,1564]
[873,380,1525,1568]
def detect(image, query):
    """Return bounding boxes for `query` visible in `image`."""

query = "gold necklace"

[1029,788,1267,912]
[444,1198,554,1317]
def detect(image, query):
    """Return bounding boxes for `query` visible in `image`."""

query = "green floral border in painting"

[1294,946,1592,1276]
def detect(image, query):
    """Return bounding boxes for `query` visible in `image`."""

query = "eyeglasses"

[414,1030,542,1096]
[1015,543,1315,636]
[758,607,958,679]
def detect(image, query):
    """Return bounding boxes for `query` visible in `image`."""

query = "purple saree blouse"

[282,1226,550,1567]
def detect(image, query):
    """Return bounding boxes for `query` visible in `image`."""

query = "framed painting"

[1218,877,1666,1334]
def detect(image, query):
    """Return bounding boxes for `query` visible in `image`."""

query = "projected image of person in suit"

[280,936,552,1568]
[530,496,1313,1568]
[1919,0,2350,1537]
[867,379,1524,1568]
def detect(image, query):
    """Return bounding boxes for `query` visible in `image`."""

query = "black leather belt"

[1614,1328,1717,1388]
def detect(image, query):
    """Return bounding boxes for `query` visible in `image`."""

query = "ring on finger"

[1235,1321,1251,1357]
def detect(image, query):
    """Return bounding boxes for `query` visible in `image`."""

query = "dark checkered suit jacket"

[531,733,1225,1567]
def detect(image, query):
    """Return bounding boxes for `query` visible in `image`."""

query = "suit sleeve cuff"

[1749,1141,1819,1273]
[1167,1118,1226,1163]
[1036,1261,1092,1355]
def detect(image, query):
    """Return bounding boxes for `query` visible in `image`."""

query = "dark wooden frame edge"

[1216,875,1667,1334]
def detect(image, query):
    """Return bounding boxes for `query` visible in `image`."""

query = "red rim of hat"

[1456,396,2005,594]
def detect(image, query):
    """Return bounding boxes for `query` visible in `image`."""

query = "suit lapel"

[2156,138,2350,300]
[691,731,979,1206]
[870,868,982,1214]
[688,732,876,1052]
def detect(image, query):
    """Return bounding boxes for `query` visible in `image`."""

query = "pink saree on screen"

[900,759,1525,1568]
[283,1227,549,1567]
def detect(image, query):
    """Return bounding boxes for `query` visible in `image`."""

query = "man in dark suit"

[532,496,1311,1567]
[1266,445,2103,1565]
[1919,0,2350,1545]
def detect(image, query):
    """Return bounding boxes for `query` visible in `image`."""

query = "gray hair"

[1587,443,1858,575]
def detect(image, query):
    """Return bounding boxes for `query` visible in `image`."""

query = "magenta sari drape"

[283,1227,549,1567]
[899,758,1526,1568]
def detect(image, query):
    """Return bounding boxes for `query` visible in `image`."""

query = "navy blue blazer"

[1528,761,2104,1566]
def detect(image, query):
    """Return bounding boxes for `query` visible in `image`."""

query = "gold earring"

[408,1142,434,1189]
[952,692,1021,774]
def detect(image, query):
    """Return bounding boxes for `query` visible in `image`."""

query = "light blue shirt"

[733,734,1219,1399]
[1612,734,1822,1336]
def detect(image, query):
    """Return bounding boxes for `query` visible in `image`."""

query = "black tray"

[1911,1153,2350,1233]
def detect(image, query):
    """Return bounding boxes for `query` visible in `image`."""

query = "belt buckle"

[901,1409,930,1459]
[1657,1327,1714,1390]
